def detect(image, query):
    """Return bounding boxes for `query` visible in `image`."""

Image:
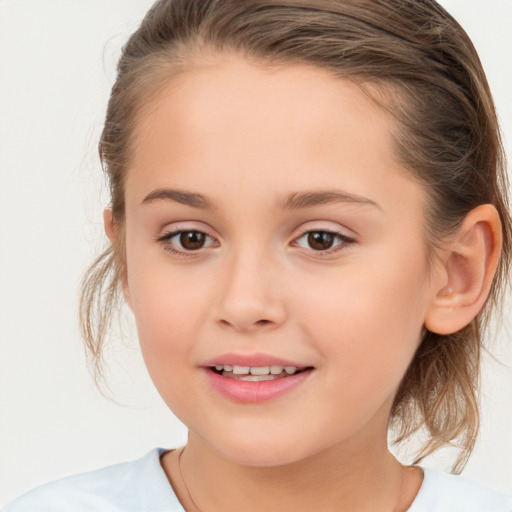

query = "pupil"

[308,231,334,250]
[180,231,205,250]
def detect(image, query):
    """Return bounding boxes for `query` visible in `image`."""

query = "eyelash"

[292,230,355,255]
[156,230,218,257]
[156,229,355,257]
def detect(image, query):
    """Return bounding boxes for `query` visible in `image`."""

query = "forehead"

[126,53,422,216]
[132,55,392,158]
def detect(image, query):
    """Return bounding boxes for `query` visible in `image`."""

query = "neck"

[162,432,421,512]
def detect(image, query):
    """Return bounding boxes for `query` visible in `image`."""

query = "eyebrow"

[141,188,380,211]
[277,190,380,210]
[141,188,215,209]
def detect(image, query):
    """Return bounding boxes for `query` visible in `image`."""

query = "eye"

[294,230,354,253]
[157,229,217,255]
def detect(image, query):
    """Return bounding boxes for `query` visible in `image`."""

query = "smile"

[204,357,314,403]
[211,364,304,381]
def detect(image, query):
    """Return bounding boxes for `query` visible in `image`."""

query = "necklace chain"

[178,447,204,512]
[177,446,412,512]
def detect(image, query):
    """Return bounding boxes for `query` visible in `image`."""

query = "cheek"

[127,274,202,410]
[295,254,427,394]
[124,249,212,376]
[130,278,202,354]
[126,236,212,330]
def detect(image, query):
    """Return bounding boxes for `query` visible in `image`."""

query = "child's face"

[121,54,438,466]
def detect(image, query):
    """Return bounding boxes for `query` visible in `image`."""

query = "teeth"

[250,366,270,376]
[213,364,299,375]
[233,365,250,375]
[270,365,283,375]
[238,374,276,382]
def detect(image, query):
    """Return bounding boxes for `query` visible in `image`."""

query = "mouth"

[209,364,312,382]
[202,353,315,403]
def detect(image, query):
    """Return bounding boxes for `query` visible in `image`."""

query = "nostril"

[218,318,274,331]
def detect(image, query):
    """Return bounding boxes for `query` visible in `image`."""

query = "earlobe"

[103,208,116,243]
[424,204,502,335]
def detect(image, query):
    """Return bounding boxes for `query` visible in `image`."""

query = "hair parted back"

[80,0,511,472]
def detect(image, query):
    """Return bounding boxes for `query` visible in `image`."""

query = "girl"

[3,0,512,510]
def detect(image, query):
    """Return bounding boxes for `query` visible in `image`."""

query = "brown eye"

[293,229,354,255]
[158,229,217,255]
[179,231,206,250]
[307,231,335,251]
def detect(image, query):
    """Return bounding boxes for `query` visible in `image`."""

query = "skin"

[105,53,502,512]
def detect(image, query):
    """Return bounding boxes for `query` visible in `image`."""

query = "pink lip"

[201,352,314,404]
[204,369,313,404]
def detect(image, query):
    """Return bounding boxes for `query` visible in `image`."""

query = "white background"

[0,0,511,505]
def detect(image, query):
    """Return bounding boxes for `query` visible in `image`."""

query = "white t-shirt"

[2,448,511,512]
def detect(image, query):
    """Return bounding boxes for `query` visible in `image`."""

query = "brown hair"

[80,0,511,472]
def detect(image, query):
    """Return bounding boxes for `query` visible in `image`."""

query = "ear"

[103,207,117,243]
[424,204,502,335]
[103,208,132,309]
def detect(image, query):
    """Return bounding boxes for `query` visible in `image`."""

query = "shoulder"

[409,467,512,512]
[1,448,184,512]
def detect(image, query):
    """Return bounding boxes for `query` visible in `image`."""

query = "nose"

[214,249,287,333]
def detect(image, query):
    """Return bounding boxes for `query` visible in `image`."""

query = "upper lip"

[202,352,310,369]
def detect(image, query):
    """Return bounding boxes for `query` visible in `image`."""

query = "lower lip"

[204,368,313,404]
